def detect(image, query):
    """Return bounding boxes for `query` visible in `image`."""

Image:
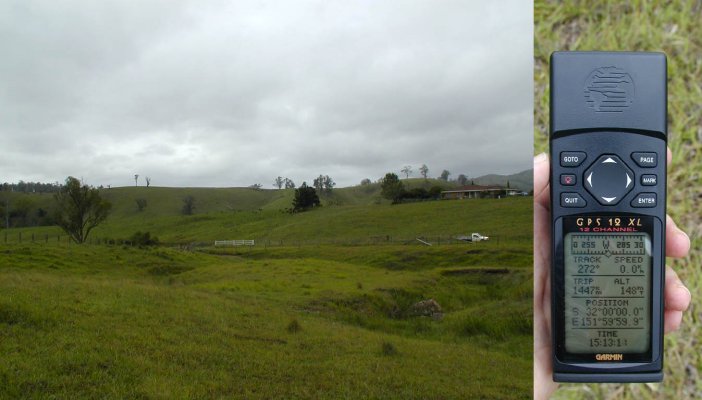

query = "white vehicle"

[455,233,489,242]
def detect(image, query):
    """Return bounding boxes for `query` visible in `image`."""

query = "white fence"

[214,239,255,247]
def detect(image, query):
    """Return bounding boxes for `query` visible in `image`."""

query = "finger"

[666,215,691,258]
[665,265,692,312]
[667,146,672,166]
[664,310,683,333]
[534,153,550,209]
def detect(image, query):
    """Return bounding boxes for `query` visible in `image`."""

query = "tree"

[380,173,404,204]
[284,178,295,189]
[313,175,335,194]
[323,176,335,192]
[506,180,511,189]
[419,164,429,180]
[145,177,151,187]
[360,178,372,186]
[134,174,139,187]
[248,183,263,190]
[135,198,147,212]
[440,169,450,181]
[274,176,284,189]
[54,177,112,243]
[457,174,468,186]
[13,197,34,226]
[313,175,324,192]
[292,182,320,212]
[401,165,412,179]
[182,195,195,215]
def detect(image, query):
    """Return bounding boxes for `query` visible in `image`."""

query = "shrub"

[381,341,398,356]
[129,231,159,247]
[287,319,302,333]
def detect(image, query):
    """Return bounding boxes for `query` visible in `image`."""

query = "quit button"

[561,193,587,208]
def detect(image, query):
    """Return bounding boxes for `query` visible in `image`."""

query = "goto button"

[631,152,657,167]
[560,152,586,167]
[561,193,586,208]
[631,193,657,208]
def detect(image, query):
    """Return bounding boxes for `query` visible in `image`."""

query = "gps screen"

[564,232,652,354]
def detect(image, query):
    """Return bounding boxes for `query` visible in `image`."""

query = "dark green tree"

[54,176,112,243]
[292,182,320,212]
[457,174,468,186]
[380,173,405,204]
[439,169,450,181]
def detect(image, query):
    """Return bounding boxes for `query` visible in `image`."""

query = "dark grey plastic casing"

[549,51,667,383]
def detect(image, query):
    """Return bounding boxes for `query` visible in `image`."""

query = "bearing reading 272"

[550,52,667,383]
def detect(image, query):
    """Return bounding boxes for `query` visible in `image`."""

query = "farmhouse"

[441,185,519,200]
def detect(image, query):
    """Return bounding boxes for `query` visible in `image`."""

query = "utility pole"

[4,197,8,229]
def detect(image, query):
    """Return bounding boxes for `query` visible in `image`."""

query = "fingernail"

[534,153,548,164]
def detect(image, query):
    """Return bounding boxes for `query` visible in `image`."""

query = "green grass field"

[535,1,702,398]
[0,195,533,398]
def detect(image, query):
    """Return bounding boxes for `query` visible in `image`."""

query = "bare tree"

[145,176,151,187]
[419,164,429,180]
[134,174,139,187]
[401,165,412,179]
[274,176,284,189]
[284,178,295,189]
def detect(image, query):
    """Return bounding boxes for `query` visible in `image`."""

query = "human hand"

[533,150,692,400]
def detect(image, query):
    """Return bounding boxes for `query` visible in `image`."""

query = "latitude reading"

[564,232,651,353]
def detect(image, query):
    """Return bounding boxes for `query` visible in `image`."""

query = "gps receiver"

[550,51,667,383]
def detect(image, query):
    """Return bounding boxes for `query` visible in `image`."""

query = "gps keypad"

[556,151,661,209]
[583,155,634,206]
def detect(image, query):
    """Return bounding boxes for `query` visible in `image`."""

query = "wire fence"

[0,230,531,248]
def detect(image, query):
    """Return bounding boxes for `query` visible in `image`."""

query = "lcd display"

[564,232,652,354]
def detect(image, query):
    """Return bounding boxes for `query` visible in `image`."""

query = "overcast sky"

[1,0,533,188]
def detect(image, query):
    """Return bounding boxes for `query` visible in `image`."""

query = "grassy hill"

[0,187,533,398]
[4,196,531,247]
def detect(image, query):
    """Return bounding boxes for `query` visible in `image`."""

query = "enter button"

[631,193,657,208]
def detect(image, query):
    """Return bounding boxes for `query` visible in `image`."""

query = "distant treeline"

[0,182,62,228]
[1,181,61,193]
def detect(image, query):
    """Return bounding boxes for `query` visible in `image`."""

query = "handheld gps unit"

[550,51,667,383]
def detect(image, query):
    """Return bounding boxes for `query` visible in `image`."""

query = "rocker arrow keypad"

[583,155,635,206]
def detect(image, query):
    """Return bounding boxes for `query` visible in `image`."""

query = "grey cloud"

[0,0,533,188]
